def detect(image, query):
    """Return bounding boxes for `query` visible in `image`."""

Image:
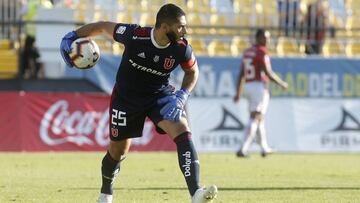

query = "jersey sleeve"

[113,23,139,46]
[256,49,268,67]
[180,44,197,69]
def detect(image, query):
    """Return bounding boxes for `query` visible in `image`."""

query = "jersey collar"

[151,28,170,49]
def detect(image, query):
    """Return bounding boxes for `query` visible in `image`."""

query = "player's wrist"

[64,31,79,40]
[177,88,190,103]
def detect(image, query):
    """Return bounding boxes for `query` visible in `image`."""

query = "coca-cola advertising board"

[0,92,176,151]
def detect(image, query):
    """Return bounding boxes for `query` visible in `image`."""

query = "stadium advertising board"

[64,56,360,152]
[0,92,175,151]
[173,57,360,152]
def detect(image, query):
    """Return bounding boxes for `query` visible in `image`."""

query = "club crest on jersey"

[164,58,175,69]
[111,128,118,137]
[153,55,159,62]
[116,26,126,34]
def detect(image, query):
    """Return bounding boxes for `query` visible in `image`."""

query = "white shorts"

[243,81,269,114]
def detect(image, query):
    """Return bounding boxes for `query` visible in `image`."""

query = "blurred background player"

[233,29,288,158]
[60,3,217,203]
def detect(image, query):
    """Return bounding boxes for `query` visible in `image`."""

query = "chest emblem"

[164,58,175,69]
[138,52,146,58]
[153,55,159,62]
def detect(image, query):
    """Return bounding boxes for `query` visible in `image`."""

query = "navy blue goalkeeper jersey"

[112,23,196,108]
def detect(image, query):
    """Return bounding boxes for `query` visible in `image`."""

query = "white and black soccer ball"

[69,38,100,69]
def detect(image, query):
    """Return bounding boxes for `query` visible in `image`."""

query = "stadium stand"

[208,40,231,56]
[1,0,360,80]
[0,40,18,79]
[186,13,208,36]
[233,0,253,14]
[186,0,213,14]
[276,37,302,57]
[187,37,207,56]
[139,13,156,26]
[230,36,251,56]
[322,39,345,57]
[209,13,228,35]
[346,41,360,57]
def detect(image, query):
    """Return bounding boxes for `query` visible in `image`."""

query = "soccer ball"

[69,38,100,69]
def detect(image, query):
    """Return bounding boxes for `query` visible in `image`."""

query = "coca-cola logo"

[40,100,109,146]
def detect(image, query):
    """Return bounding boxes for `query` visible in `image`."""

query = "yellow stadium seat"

[139,13,156,26]
[209,14,229,35]
[346,16,360,30]
[140,0,165,12]
[276,37,301,56]
[0,39,11,49]
[0,50,18,78]
[117,13,134,23]
[166,0,185,8]
[186,0,212,13]
[208,40,231,56]
[186,14,208,35]
[234,15,252,36]
[230,36,251,56]
[255,2,263,14]
[350,0,360,16]
[94,38,112,53]
[346,41,360,57]
[262,0,277,15]
[113,43,125,55]
[122,0,144,13]
[187,38,207,56]
[256,16,265,27]
[322,40,345,57]
[268,40,278,56]
[233,0,253,14]
[329,11,345,29]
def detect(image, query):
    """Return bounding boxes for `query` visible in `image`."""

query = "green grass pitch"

[0,152,359,203]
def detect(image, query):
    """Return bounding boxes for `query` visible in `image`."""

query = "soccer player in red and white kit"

[233,29,288,157]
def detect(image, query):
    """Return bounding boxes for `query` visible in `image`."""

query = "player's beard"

[166,31,178,44]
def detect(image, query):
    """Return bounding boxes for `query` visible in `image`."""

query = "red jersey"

[241,44,270,83]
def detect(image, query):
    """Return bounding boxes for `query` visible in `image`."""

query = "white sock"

[241,118,259,153]
[258,120,270,151]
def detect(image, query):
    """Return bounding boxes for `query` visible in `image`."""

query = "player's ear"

[161,22,171,32]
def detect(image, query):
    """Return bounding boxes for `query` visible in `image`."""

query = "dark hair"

[255,29,267,39]
[155,3,185,28]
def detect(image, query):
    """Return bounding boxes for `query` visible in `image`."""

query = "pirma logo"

[211,107,244,131]
[200,106,244,148]
[332,107,360,131]
[321,107,360,148]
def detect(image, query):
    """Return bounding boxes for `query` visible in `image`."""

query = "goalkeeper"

[60,3,217,203]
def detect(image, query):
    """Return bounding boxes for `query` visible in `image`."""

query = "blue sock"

[174,132,200,196]
[100,151,121,195]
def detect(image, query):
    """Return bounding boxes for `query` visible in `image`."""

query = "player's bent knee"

[157,119,191,139]
[108,139,131,161]
[250,111,263,120]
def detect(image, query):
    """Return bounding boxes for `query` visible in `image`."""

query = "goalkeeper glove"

[158,88,189,122]
[60,31,78,67]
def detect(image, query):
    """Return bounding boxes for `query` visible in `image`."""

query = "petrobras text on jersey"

[40,100,109,147]
[129,59,170,77]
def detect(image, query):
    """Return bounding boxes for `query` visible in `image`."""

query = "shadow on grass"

[71,186,360,191]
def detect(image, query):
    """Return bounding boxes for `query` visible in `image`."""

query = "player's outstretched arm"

[60,21,117,67]
[234,64,245,103]
[261,58,288,90]
[75,21,117,38]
